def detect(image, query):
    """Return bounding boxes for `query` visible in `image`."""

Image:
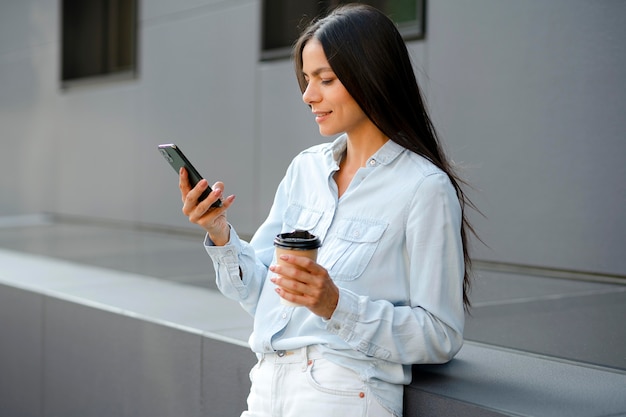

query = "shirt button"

[369,159,376,166]
[281,312,287,319]
[333,323,341,330]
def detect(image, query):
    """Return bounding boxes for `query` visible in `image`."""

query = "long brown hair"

[294,4,478,310]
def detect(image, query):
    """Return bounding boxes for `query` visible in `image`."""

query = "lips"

[313,111,331,123]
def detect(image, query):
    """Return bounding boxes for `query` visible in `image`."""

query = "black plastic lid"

[274,230,321,250]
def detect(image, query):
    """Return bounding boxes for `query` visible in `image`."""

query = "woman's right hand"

[179,167,235,246]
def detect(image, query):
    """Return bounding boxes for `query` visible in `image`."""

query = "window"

[261,0,425,60]
[61,0,138,87]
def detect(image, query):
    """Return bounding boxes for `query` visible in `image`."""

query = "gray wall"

[0,283,256,417]
[1,0,625,276]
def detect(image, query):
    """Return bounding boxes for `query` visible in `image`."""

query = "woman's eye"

[321,79,334,85]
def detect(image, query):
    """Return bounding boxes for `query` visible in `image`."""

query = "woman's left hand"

[270,254,339,319]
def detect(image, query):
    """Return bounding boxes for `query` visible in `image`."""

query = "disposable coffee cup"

[273,230,322,307]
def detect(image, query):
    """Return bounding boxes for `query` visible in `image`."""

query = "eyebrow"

[302,67,334,78]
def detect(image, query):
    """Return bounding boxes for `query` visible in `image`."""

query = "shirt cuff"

[203,227,245,289]
[325,289,359,341]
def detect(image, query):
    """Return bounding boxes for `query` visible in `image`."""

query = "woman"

[179,4,474,416]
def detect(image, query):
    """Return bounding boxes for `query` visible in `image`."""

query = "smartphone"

[157,143,222,208]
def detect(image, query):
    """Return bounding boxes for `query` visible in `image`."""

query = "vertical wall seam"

[40,294,47,417]
[200,335,205,416]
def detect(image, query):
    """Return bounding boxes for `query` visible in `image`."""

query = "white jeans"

[241,346,395,417]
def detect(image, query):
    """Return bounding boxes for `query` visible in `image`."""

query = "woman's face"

[301,39,370,138]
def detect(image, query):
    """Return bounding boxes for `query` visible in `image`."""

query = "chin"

[318,127,341,137]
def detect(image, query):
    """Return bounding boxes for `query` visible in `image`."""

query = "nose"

[302,82,320,105]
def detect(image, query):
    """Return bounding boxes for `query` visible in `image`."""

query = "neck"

[343,128,388,168]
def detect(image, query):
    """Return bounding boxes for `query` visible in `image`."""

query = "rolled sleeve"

[203,227,269,312]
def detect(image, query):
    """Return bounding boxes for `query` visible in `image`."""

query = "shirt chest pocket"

[283,204,323,233]
[320,218,388,281]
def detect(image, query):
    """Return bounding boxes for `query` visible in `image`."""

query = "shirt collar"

[370,138,405,166]
[325,134,405,167]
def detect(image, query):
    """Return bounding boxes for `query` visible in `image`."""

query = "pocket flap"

[284,204,323,231]
[336,218,387,243]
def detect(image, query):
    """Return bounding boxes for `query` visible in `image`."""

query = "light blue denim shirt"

[204,134,465,415]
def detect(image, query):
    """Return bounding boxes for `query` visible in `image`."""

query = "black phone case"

[158,144,222,208]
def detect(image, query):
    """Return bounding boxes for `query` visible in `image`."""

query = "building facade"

[1,0,625,277]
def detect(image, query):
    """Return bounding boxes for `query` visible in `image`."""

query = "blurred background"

[1,0,624,276]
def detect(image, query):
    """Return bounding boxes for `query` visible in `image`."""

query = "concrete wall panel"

[0,285,43,417]
[202,337,256,416]
[43,298,203,417]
